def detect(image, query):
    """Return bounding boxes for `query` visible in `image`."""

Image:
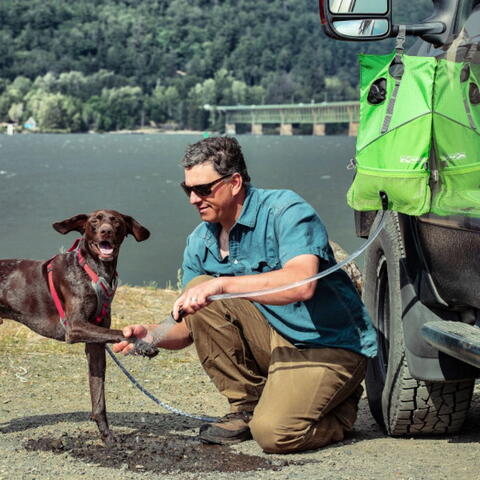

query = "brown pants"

[185,276,367,453]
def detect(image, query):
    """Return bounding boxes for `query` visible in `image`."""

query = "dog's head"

[53,210,150,262]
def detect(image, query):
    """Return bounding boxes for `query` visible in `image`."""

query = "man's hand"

[112,324,153,355]
[173,277,225,319]
[179,255,320,308]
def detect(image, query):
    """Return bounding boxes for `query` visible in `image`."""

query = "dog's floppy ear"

[53,214,89,235]
[122,215,150,242]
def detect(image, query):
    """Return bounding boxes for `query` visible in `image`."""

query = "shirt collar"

[201,185,259,246]
[235,185,259,228]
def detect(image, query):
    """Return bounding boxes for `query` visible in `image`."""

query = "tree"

[264,73,298,104]
[83,95,107,131]
[0,0,433,131]
[8,102,23,123]
[149,83,181,125]
[33,92,84,132]
[100,86,144,130]
[231,80,247,105]
[57,71,88,100]
[6,76,32,103]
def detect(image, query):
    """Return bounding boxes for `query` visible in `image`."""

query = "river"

[0,133,360,286]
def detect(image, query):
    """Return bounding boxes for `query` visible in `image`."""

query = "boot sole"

[198,430,253,445]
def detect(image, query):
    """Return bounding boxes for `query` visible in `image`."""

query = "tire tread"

[388,358,474,436]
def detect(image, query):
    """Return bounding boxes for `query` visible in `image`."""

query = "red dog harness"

[47,239,118,327]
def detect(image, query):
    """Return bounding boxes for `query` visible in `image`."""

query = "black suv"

[320,0,480,436]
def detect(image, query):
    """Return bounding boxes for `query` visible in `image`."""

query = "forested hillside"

[0,0,433,132]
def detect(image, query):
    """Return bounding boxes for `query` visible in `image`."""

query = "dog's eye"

[96,214,103,220]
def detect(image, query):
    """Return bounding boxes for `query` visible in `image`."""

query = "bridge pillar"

[348,122,359,137]
[251,124,263,135]
[280,123,293,136]
[313,123,326,136]
[225,123,236,135]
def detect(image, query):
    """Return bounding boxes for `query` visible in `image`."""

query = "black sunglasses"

[181,174,232,197]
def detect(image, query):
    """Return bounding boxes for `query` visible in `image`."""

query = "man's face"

[183,163,236,225]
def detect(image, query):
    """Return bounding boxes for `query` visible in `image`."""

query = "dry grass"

[0,286,179,355]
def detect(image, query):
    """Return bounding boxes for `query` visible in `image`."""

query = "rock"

[330,241,363,295]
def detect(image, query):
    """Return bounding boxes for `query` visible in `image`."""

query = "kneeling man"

[114,136,377,453]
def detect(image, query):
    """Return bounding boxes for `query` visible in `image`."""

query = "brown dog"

[0,210,156,444]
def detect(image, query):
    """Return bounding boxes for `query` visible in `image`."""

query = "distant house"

[24,117,37,130]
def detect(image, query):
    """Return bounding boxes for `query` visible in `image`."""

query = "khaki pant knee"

[250,410,347,454]
[249,414,293,453]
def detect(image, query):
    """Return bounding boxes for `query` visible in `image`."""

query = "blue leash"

[107,201,389,425]
[106,345,218,423]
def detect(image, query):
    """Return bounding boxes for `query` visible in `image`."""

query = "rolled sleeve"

[181,235,204,288]
[275,197,331,266]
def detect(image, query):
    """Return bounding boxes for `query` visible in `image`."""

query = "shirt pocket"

[240,229,280,273]
[247,249,280,274]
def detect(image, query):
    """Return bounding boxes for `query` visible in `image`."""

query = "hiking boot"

[198,411,253,445]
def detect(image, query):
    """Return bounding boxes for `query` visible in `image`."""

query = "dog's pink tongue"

[99,242,114,256]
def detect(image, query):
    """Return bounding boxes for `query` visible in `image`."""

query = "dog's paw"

[131,338,159,358]
[103,431,118,446]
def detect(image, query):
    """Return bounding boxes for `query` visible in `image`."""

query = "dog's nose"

[100,224,113,236]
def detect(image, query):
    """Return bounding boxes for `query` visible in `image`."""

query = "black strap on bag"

[461,42,479,130]
[381,25,407,134]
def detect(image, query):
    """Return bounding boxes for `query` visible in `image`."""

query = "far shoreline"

[107,128,209,135]
[0,123,213,136]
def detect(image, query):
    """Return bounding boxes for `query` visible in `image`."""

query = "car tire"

[364,211,474,435]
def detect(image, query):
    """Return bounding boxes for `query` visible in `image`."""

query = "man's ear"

[231,172,244,196]
[122,215,150,242]
[52,214,89,235]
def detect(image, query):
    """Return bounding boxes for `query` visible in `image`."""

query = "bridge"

[204,101,360,136]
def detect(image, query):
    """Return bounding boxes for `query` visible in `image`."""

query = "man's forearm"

[148,316,193,350]
[220,272,308,305]
[220,255,320,305]
[174,255,320,318]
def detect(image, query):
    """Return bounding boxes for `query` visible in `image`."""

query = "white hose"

[209,210,387,302]
[110,209,387,422]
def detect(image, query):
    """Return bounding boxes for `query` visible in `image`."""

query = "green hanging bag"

[431,47,480,217]
[347,27,435,215]
[347,28,480,218]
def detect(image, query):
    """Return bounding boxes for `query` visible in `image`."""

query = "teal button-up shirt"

[182,186,377,358]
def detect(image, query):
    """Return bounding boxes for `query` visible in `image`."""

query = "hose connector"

[379,191,389,211]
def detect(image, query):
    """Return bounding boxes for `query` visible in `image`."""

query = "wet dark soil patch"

[24,432,308,474]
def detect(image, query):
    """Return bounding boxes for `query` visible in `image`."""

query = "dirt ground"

[1,287,480,480]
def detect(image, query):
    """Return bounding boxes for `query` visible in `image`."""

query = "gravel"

[1,347,480,480]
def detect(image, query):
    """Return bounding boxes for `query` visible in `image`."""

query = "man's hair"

[181,136,251,185]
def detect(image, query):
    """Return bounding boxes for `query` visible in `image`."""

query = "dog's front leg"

[85,343,115,444]
[64,314,125,345]
[61,296,123,344]
[64,303,158,357]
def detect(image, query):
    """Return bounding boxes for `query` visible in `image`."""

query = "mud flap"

[400,261,479,380]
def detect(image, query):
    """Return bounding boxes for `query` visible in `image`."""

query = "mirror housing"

[319,0,393,40]
[329,0,389,15]
[320,0,451,45]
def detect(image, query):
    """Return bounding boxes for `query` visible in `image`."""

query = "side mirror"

[320,0,448,44]
[332,19,390,38]
[319,0,393,41]
[329,0,388,15]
